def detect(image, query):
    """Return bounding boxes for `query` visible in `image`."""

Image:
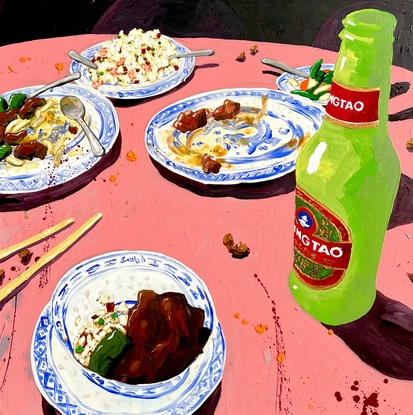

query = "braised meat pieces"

[112,290,210,384]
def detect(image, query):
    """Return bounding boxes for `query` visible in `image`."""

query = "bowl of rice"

[50,250,225,411]
[70,28,196,99]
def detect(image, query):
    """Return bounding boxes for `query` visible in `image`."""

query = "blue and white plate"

[31,303,226,415]
[276,64,335,106]
[0,84,119,194]
[70,38,195,100]
[145,88,324,185]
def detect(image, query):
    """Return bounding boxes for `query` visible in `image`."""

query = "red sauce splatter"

[334,391,343,402]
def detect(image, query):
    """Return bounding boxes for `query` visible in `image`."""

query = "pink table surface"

[1,34,413,415]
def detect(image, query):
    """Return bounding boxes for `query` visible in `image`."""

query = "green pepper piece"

[88,328,130,377]
[315,69,326,82]
[309,59,323,79]
[0,97,8,112]
[322,70,334,84]
[0,143,12,161]
[8,93,27,110]
[291,90,319,100]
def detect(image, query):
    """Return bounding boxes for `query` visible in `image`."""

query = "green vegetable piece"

[88,328,130,377]
[309,59,323,79]
[0,143,12,161]
[111,312,118,319]
[315,69,325,82]
[97,317,105,325]
[75,345,84,353]
[0,97,8,112]
[323,70,334,84]
[8,93,27,110]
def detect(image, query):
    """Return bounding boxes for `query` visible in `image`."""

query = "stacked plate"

[31,250,225,415]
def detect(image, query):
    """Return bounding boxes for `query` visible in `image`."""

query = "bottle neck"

[325,9,396,130]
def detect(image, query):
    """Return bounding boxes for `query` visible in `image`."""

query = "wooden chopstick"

[0,217,75,262]
[0,212,102,302]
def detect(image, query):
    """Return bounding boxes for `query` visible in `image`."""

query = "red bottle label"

[293,187,352,288]
[325,81,380,128]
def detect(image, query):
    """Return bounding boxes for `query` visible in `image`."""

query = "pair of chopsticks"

[0,212,102,302]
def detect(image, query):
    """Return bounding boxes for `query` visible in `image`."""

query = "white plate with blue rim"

[145,88,324,185]
[276,64,335,106]
[0,84,119,194]
[41,250,225,414]
[70,37,195,100]
[31,302,225,415]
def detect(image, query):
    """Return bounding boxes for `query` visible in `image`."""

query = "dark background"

[0,0,367,47]
[1,0,413,69]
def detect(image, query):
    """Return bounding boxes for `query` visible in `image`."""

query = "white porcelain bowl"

[50,250,224,404]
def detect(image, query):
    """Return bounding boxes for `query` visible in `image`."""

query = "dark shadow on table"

[0,133,122,212]
[150,158,296,199]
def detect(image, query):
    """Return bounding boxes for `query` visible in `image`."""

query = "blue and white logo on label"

[297,210,313,229]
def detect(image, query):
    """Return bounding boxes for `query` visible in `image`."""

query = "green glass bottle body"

[288,9,401,325]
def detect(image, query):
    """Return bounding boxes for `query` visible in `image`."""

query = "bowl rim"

[50,249,220,396]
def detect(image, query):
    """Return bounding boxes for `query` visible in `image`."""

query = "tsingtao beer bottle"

[288,9,401,325]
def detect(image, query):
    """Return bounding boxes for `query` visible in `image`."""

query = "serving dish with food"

[32,250,225,414]
[145,88,324,185]
[0,84,119,194]
[276,60,335,105]
[70,29,196,100]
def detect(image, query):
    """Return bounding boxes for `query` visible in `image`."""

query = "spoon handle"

[69,50,98,69]
[261,58,309,78]
[75,116,106,157]
[169,49,215,59]
[28,72,81,98]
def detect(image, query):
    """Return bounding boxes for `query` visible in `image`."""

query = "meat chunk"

[212,99,240,121]
[201,153,221,174]
[173,108,207,133]
[14,142,48,160]
[18,97,46,118]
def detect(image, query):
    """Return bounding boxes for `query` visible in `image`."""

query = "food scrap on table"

[223,232,250,259]
[236,51,246,62]
[250,45,259,55]
[55,62,65,73]
[406,138,413,152]
[7,65,16,73]
[18,249,32,265]
[328,329,334,335]
[277,350,285,363]
[126,150,137,162]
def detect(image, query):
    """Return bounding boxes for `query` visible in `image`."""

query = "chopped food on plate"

[87,28,181,88]
[74,290,211,384]
[0,93,80,167]
[288,58,333,102]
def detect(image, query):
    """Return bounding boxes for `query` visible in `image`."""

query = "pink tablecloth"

[1,34,413,415]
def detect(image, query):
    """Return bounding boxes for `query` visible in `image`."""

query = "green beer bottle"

[288,9,401,325]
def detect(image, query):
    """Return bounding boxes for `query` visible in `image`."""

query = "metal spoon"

[60,96,105,157]
[68,50,98,69]
[261,58,309,78]
[28,72,81,98]
[168,49,215,59]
